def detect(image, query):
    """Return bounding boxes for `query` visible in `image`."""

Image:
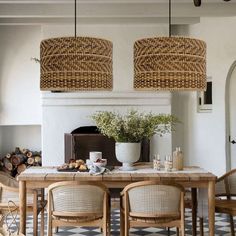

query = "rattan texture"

[228,172,236,195]
[128,185,181,215]
[51,185,104,214]
[40,37,113,91]
[134,36,206,91]
[215,178,226,196]
[0,172,34,205]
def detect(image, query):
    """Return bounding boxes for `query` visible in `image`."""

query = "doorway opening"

[225,60,236,170]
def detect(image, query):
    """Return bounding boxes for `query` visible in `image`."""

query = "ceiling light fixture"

[40,0,113,91]
[133,0,206,91]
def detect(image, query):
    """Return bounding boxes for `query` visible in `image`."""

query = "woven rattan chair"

[0,171,46,236]
[199,169,236,236]
[120,181,185,236]
[47,181,110,236]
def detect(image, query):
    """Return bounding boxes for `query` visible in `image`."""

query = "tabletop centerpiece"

[91,110,178,171]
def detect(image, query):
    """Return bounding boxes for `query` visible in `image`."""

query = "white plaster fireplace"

[41,91,172,166]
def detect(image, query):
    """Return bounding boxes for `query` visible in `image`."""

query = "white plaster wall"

[42,24,168,91]
[0,26,42,155]
[0,26,41,125]
[172,17,236,176]
[0,125,41,157]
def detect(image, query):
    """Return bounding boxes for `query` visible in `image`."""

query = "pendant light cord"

[169,0,172,37]
[75,0,77,38]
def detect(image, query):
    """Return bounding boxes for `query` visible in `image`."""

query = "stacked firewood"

[0,147,42,177]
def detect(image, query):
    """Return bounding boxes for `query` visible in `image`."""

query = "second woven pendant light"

[133,0,206,91]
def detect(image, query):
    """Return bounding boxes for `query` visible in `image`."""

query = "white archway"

[225,60,236,171]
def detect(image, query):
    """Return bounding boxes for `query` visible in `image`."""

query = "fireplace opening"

[65,126,150,165]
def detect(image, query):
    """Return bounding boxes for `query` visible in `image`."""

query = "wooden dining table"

[17,163,216,236]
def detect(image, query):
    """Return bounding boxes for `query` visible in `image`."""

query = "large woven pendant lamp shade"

[40,1,113,91]
[133,1,206,91]
[40,37,112,91]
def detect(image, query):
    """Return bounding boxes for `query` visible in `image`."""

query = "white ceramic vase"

[115,142,141,171]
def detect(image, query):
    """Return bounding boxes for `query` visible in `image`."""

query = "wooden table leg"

[208,180,215,236]
[19,181,27,235]
[191,188,197,236]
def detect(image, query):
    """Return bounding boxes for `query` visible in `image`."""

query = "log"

[11,154,27,166]
[3,158,13,171]
[22,148,29,154]
[31,151,41,157]
[17,164,27,174]
[26,152,33,158]
[5,153,12,159]
[34,156,42,165]
[15,147,21,155]
[27,157,35,165]
[0,160,4,167]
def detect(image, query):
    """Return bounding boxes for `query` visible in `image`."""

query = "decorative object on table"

[115,142,141,170]
[40,0,112,92]
[133,0,206,91]
[0,201,24,236]
[57,159,88,172]
[0,147,42,177]
[164,155,173,172]
[153,154,161,171]
[91,110,178,171]
[92,158,107,167]
[89,151,102,162]
[173,147,184,171]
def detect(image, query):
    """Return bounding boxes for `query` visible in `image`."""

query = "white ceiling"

[0,0,235,25]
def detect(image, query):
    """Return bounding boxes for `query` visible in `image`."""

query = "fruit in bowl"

[93,158,107,167]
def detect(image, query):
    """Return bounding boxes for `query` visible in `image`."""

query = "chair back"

[123,181,184,218]
[48,181,108,216]
[215,169,236,197]
[0,172,19,204]
[227,171,236,195]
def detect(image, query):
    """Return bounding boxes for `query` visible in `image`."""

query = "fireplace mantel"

[41,91,172,166]
[41,91,171,106]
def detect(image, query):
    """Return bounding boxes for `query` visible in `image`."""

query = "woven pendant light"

[40,0,113,91]
[133,0,206,91]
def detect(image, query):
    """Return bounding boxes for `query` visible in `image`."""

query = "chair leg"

[47,217,52,236]
[54,227,59,233]
[124,209,129,236]
[120,210,124,236]
[191,188,197,236]
[40,208,45,236]
[199,217,204,236]
[40,188,45,236]
[176,227,179,236]
[229,215,235,236]
[167,227,170,236]
[33,193,38,236]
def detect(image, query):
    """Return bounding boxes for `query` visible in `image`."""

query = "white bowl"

[93,159,107,167]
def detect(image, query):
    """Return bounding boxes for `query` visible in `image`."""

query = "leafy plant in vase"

[91,110,178,171]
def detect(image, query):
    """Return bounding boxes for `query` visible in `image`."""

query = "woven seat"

[200,169,236,236]
[120,181,185,236]
[47,181,110,236]
[0,171,46,236]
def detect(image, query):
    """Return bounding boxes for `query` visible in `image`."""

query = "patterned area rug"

[9,209,234,235]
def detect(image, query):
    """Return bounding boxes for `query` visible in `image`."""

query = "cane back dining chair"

[47,181,110,236]
[120,181,185,236]
[0,171,46,236]
[199,168,236,236]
